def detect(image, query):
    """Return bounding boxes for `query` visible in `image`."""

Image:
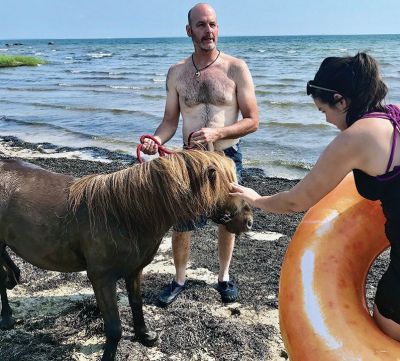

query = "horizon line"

[1,33,399,42]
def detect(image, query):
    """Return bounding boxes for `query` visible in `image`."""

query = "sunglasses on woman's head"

[306,81,339,96]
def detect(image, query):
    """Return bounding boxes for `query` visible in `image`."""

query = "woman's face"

[313,97,348,131]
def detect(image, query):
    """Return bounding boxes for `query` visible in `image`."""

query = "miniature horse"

[0,150,252,361]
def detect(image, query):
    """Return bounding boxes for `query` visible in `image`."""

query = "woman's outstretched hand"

[229,183,261,207]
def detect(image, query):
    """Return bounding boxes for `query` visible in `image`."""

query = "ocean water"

[1,35,399,179]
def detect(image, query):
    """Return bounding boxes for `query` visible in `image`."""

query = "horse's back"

[0,158,74,232]
[0,159,36,215]
[0,157,73,203]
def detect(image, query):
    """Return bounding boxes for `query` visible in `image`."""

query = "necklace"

[191,50,221,78]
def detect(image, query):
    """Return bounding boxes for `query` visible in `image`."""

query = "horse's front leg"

[125,271,158,346]
[88,273,122,361]
[0,267,15,330]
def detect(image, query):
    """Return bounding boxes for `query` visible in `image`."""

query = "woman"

[230,52,400,340]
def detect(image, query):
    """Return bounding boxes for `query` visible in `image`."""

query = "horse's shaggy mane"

[68,150,237,238]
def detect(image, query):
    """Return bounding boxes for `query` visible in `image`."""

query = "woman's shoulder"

[341,117,390,152]
[351,115,392,133]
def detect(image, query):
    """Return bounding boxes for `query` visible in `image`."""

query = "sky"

[2,0,400,40]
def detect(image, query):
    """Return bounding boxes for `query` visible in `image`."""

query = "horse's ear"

[206,166,217,185]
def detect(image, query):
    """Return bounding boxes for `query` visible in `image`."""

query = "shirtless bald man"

[141,3,259,305]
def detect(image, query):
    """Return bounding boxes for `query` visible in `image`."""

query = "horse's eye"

[221,212,232,223]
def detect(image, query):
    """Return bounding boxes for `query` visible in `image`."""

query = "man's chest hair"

[177,71,235,107]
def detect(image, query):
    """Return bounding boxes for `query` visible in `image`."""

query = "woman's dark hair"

[309,52,388,126]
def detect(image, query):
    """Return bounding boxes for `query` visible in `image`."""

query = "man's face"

[186,6,219,51]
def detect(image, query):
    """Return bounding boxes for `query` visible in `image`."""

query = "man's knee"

[172,230,192,243]
[218,224,236,239]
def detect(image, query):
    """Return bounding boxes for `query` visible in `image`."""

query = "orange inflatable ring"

[279,173,400,360]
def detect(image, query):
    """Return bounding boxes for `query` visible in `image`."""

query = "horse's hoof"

[0,316,15,330]
[138,330,158,347]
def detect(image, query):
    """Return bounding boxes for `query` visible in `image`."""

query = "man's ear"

[186,25,192,37]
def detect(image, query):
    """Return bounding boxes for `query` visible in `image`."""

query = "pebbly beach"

[0,136,389,361]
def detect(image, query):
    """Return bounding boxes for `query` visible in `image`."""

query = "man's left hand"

[190,127,221,145]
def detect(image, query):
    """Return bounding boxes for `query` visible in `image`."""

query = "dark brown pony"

[0,150,253,361]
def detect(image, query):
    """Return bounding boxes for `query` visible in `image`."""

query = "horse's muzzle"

[246,218,253,231]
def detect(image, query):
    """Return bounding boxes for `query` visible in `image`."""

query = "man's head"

[186,3,219,52]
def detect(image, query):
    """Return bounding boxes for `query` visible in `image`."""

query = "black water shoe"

[158,280,186,307]
[217,280,238,303]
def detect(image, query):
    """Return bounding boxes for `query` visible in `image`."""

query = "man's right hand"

[140,136,161,155]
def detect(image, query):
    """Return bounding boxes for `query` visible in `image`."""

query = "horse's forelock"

[177,150,236,206]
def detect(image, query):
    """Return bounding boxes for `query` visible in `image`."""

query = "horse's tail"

[0,247,20,290]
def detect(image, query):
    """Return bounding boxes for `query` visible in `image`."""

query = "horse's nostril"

[247,219,253,230]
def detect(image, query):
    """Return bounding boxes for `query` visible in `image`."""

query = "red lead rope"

[136,132,197,164]
[136,134,174,164]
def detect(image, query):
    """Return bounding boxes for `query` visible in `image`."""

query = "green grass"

[0,54,46,67]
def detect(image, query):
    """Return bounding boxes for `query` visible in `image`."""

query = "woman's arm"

[231,127,368,214]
